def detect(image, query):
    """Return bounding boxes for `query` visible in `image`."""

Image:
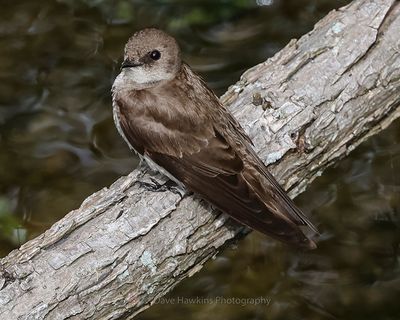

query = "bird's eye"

[149,50,161,60]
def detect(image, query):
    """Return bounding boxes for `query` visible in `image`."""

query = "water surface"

[1,1,399,319]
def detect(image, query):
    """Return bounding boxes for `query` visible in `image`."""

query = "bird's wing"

[150,125,317,249]
[206,100,318,232]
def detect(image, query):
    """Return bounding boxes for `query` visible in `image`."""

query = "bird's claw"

[136,178,185,197]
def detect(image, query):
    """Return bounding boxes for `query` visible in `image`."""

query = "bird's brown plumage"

[112,28,317,249]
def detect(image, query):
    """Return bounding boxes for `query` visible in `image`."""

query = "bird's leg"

[135,159,189,197]
[136,178,188,197]
[137,178,170,192]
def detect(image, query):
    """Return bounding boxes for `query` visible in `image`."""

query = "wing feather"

[147,131,315,248]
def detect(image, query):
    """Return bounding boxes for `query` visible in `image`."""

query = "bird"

[112,28,318,250]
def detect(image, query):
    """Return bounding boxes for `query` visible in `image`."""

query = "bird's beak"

[121,60,143,69]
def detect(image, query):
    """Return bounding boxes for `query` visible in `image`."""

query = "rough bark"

[1,0,400,319]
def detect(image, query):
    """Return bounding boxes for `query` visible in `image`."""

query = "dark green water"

[0,0,399,319]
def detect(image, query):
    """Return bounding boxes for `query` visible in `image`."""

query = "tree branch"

[1,0,399,319]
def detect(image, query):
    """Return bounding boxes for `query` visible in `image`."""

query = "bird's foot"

[136,178,186,197]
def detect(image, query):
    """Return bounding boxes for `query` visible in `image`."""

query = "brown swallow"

[112,28,318,249]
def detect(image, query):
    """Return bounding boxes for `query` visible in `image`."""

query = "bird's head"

[120,28,182,89]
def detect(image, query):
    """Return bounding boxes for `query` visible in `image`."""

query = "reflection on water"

[1,0,399,319]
